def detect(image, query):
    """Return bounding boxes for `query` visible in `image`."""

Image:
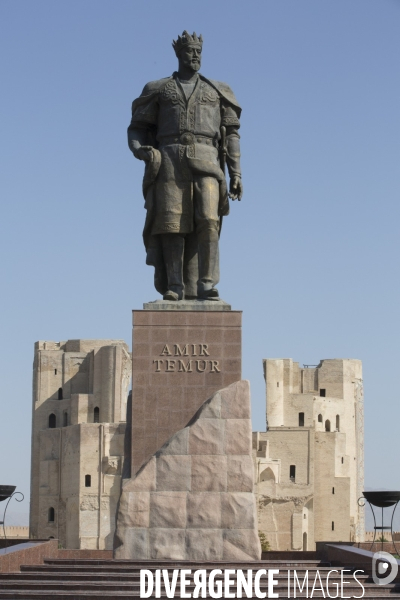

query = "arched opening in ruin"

[318,414,323,423]
[325,419,331,432]
[336,414,340,431]
[260,467,275,482]
[94,407,100,423]
[58,388,63,400]
[48,507,55,522]
[303,532,307,550]
[303,498,313,550]
[48,413,56,428]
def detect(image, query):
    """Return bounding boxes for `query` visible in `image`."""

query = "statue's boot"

[197,220,220,301]
[161,234,184,301]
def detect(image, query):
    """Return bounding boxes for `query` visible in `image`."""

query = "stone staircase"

[0,557,400,598]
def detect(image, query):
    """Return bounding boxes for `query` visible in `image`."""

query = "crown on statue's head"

[172,31,203,56]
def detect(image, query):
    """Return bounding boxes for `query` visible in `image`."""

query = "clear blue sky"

[1,0,399,526]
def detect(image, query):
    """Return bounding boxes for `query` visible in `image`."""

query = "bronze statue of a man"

[128,31,242,301]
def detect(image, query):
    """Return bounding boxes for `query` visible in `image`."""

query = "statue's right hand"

[135,146,154,162]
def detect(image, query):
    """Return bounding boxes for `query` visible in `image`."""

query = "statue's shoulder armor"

[131,76,174,115]
[140,77,172,97]
[200,76,241,115]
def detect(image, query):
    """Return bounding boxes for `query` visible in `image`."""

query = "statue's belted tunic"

[128,72,241,297]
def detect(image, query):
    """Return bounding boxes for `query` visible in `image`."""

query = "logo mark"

[372,551,398,585]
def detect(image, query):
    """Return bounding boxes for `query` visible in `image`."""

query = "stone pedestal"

[131,303,242,477]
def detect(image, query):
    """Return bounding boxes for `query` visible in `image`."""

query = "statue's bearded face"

[179,45,202,72]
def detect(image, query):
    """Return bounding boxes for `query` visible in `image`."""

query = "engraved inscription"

[153,343,220,373]
[178,359,192,372]
[153,359,220,373]
[160,344,210,357]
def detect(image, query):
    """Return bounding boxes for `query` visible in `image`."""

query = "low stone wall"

[332,541,400,554]
[0,538,38,550]
[316,542,400,579]
[57,549,113,559]
[358,541,400,553]
[0,540,58,573]
[365,531,400,541]
[1,526,29,538]
[262,550,318,560]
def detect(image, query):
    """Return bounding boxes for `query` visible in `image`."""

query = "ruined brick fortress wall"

[29,340,131,549]
[253,358,364,551]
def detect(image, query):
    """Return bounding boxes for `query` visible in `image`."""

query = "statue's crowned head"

[173,31,203,73]
[172,30,203,56]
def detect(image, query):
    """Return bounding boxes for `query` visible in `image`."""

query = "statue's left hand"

[229,175,243,201]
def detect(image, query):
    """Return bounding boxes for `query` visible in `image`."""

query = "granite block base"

[114,381,261,561]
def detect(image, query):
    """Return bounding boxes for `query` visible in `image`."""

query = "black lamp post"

[359,490,400,554]
[0,486,25,542]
